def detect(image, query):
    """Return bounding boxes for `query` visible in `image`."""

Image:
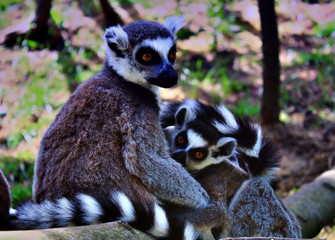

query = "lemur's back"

[33,67,158,207]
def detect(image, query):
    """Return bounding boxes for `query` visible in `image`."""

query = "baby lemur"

[2,18,210,240]
[160,99,302,240]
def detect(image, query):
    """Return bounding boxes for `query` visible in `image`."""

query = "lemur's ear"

[217,137,237,158]
[175,106,194,126]
[163,16,185,37]
[175,99,197,126]
[105,25,130,57]
[176,108,186,126]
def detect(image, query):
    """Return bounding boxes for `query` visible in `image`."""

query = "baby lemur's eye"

[195,152,203,159]
[177,136,184,144]
[175,131,188,149]
[189,148,208,161]
[142,53,152,62]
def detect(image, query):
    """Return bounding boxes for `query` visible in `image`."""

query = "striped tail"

[13,192,197,240]
[213,106,280,181]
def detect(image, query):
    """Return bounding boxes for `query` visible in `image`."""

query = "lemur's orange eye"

[177,136,184,144]
[195,152,203,159]
[142,53,152,61]
[169,52,176,60]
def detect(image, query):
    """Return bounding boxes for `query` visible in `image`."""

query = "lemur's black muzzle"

[147,64,178,88]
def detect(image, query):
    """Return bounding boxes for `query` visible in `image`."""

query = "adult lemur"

[1,18,209,239]
[160,99,302,240]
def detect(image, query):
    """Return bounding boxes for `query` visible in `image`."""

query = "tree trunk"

[28,0,64,50]
[2,0,64,49]
[284,168,335,238]
[33,0,52,33]
[98,0,124,27]
[258,0,281,125]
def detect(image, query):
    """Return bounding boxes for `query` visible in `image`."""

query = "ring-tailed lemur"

[160,98,280,180]
[160,99,302,239]
[1,18,208,240]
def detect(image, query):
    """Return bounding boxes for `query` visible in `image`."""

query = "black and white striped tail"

[213,106,280,181]
[13,192,197,240]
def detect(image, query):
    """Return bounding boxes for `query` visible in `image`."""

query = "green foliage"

[313,21,335,39]
[0,0,25,11]
[299,51,334,68]
[50,8,63,26]
[77,0,101,17]
[293,51,335,110]
[58,42,103,87]
[233,99,260,117]
[176,28,197,40]
[1,49,69,149]
[0,157,33,207]
[178,53,258,117]
[207,0,243,51]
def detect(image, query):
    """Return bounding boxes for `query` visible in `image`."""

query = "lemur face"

[104,17,184,89]
[132,38,178,88]
[170,126,237,171]
[162,99,238,171]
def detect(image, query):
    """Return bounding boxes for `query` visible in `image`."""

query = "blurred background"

[0,0,334,237]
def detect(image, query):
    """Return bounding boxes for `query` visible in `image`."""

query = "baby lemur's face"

[166,125,237,171]
[162,101,239,171]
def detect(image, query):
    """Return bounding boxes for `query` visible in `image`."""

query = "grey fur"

[227,178,301,238]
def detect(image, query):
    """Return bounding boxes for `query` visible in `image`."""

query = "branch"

[98,0,124,27]
[0,221,154,240]
[283,168,335,238]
